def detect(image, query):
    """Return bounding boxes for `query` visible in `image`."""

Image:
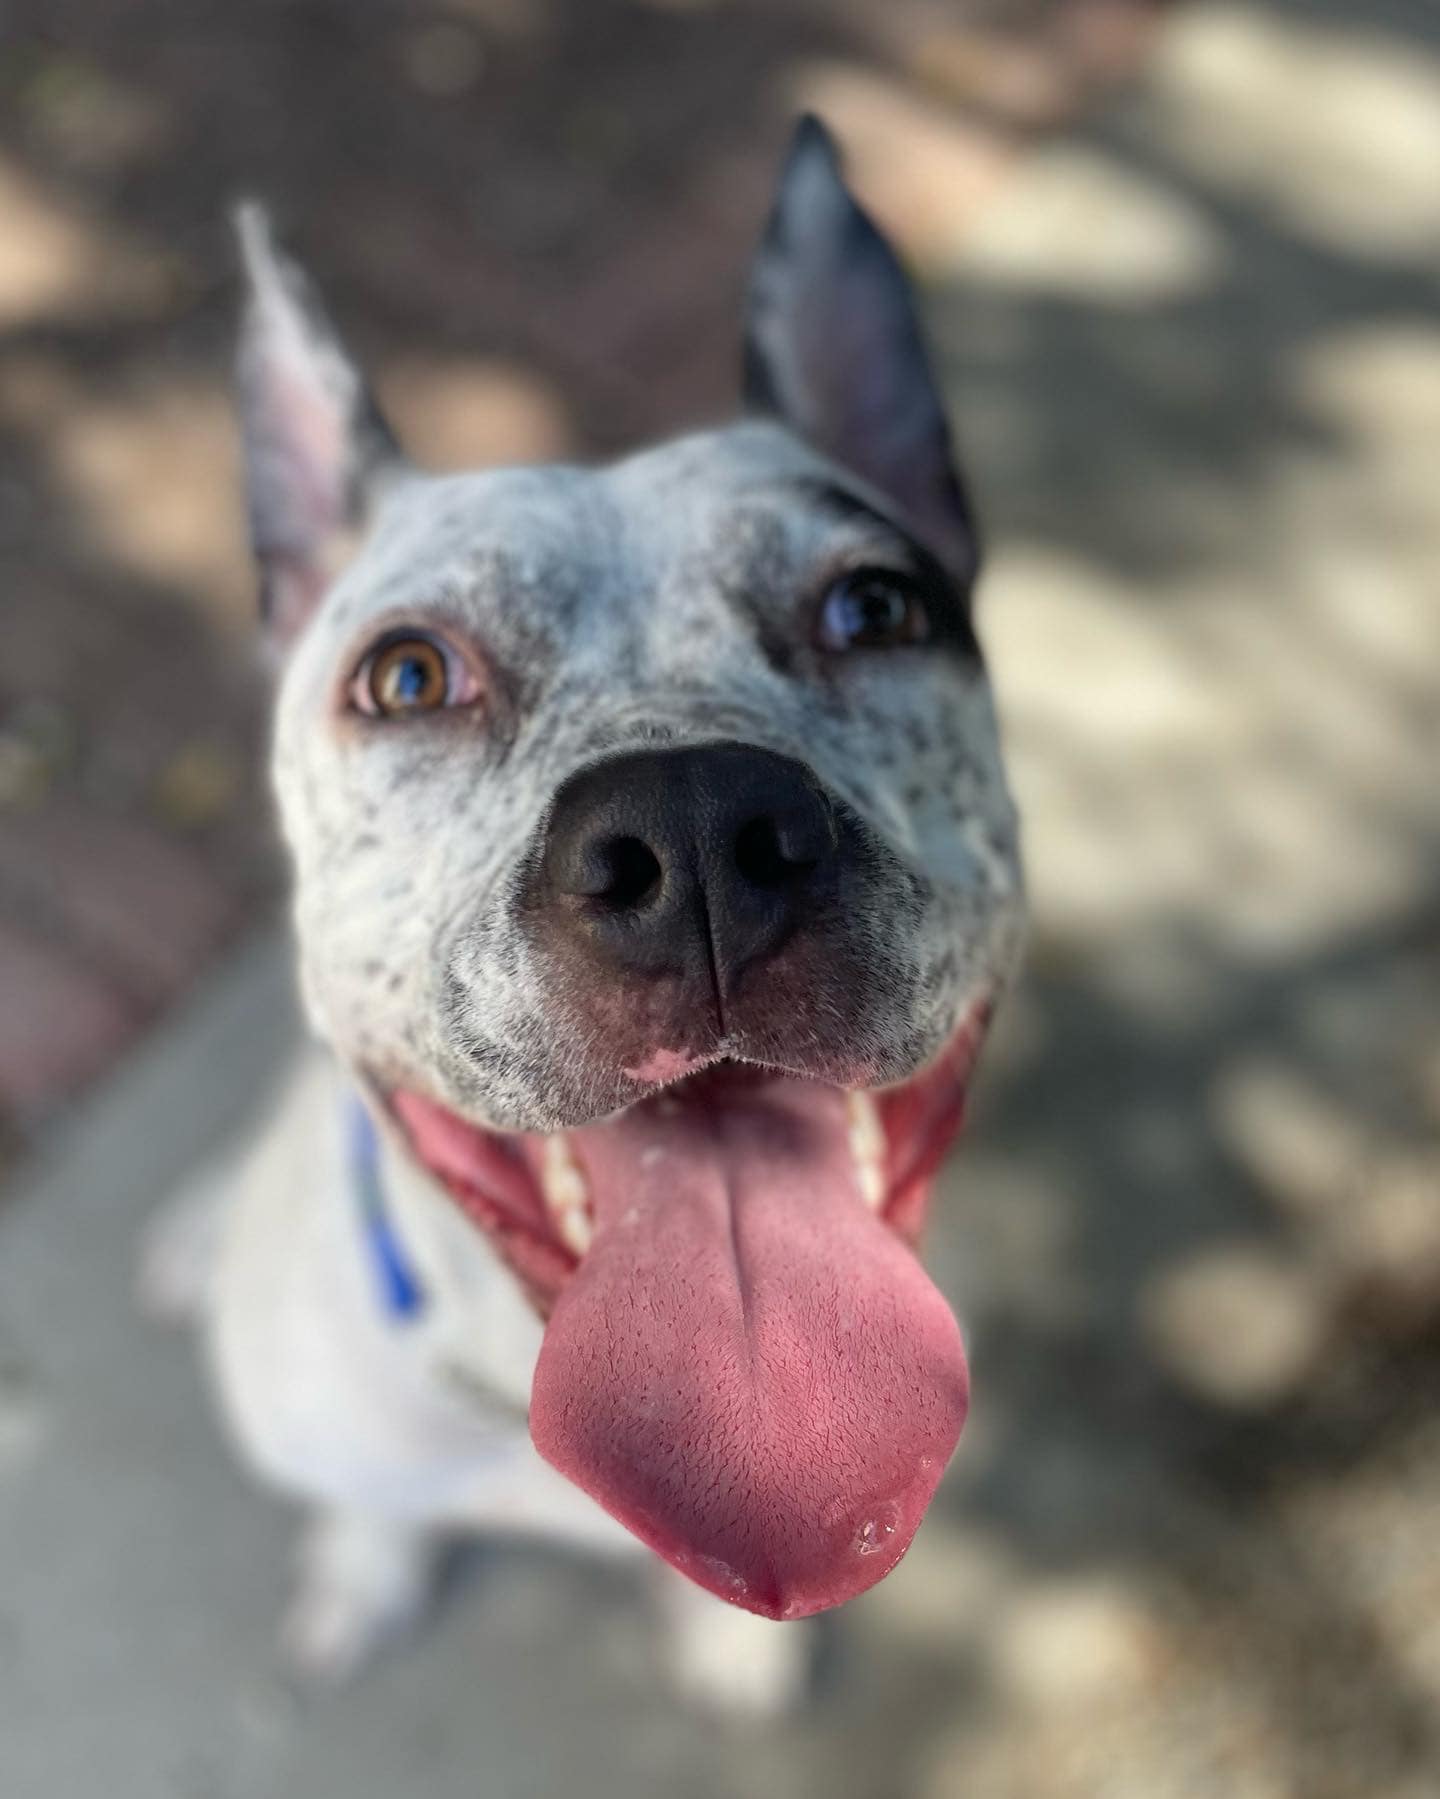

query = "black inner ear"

[741,116,978,586]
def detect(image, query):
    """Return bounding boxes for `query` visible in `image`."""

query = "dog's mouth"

[389,1007,988,1620]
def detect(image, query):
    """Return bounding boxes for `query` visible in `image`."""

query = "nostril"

[735,817,789,889]
[580,835,663,910]
[734,810,832,889]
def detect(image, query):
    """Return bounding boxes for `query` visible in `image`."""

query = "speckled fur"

[275,422,1023,1129]
[176,121,1026,1700]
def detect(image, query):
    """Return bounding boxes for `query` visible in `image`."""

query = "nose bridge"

[545,629,818,781]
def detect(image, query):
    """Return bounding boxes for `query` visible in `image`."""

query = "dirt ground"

[2,1,1440,1795]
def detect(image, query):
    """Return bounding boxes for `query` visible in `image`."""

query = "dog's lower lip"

[385,1004,990,1313]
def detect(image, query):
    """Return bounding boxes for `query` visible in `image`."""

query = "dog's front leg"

[454,1447,813,1716]
[652,1564,812,1719]
[280,1506,446,1688]
[136,1150,249,1326]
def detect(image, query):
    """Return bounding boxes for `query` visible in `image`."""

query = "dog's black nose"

[537,743,840,997]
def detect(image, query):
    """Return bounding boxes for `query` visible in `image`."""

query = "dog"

[142,116,1024,1714]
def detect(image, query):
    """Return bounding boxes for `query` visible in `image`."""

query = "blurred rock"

[0,807,238,1003]
[0,917,136,1118]
[1284,1419,1440,1715]
[0,154,187,328]
[379,357,571,469]
[0,700,79,814]
[861,1524,1017,1650]
[151,741,243,833]
[911,29,1078,128]
[991,1574,1165,1709]
[1149,2,1440,261]
[0,363,251,627]
[1327,1149,1440,1336]
[1213,1057,1368,1223]
[942,142,1226,299]
[400,23,487,97]
[20,55,173,172]
[0,736,50,814]
[1140,1243,1332,1409]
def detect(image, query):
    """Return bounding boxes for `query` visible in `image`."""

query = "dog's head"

[240,119,1023,1620]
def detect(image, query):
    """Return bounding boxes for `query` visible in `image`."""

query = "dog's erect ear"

[743,117,976,582]
[234,204,403,646]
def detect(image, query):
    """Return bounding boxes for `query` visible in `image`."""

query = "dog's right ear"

[234,204,403,648]
[742,118,976,584]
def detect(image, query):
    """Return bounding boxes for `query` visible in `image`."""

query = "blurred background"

[1,0,1439,1793]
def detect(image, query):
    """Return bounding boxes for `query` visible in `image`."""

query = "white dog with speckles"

[143,117,1023,1714]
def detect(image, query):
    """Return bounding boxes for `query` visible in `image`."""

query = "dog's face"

[241,120,1022,1622]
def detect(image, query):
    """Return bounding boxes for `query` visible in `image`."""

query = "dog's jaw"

[387,1005,989,1617]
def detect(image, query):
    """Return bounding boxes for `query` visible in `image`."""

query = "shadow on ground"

[893,3,1440,1792]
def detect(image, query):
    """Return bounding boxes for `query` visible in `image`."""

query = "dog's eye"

[352,633,478,718]
[817,570,931,652]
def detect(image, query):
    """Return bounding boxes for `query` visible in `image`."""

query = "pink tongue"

[529,1079,968,1619]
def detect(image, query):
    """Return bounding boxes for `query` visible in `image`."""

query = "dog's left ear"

[743,117,976,582]
[234,203,404,648]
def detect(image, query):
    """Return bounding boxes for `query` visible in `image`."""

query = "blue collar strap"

[346,1095,427,1322]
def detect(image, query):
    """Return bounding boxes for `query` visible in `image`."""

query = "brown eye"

[355,634,467,718]
[817,569,931,652]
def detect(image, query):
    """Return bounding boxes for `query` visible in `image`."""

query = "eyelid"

[805,544,923,621]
